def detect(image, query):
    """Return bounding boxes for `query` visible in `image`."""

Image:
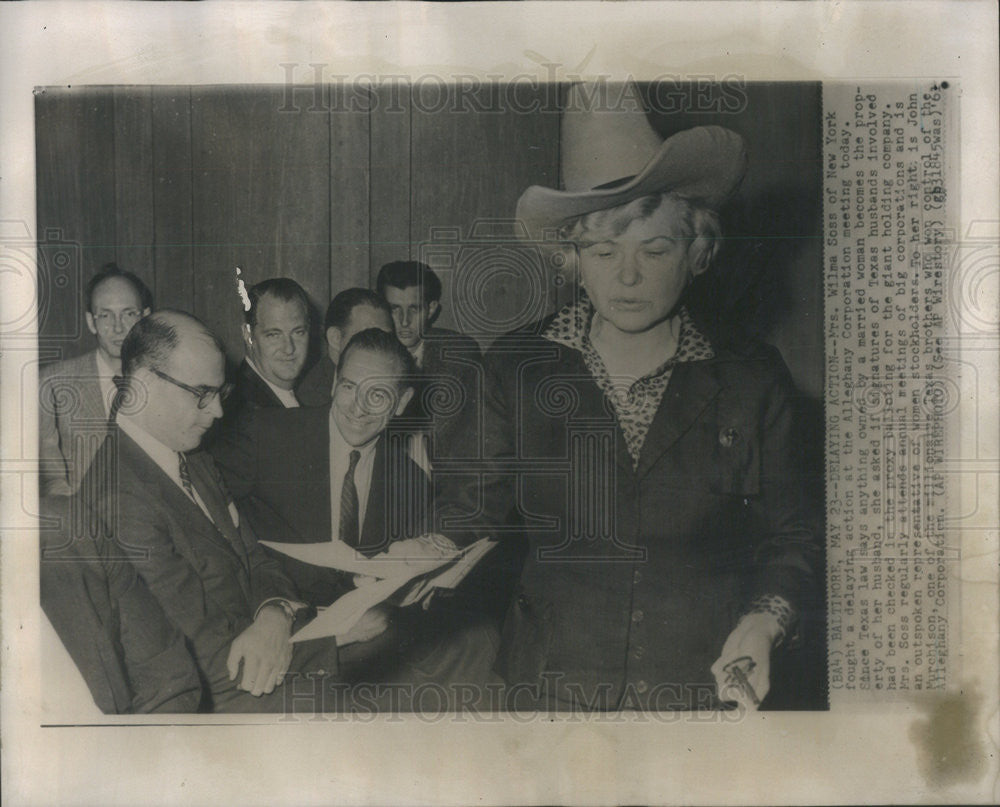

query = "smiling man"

[214,328,421,604]
[39,263,153,495]
[234,277,311,411]
[213,328,499,700]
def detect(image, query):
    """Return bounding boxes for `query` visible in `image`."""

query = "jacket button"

[517,594,529,610]
[636,680,649,694]
[632,645,645,660]
[631,609,644,624]
[633,569,642,584]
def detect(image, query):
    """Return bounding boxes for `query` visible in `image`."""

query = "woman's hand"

[710,612,783,710]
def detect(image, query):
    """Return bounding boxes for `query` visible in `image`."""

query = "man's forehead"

[384,285,422,305]
[92,276,142,307]
[256,293,308,325]
[347,304,392,330]
[166,332,224,379]
[339,348,398,381]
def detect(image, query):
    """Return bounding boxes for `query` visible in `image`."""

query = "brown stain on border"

[908,685,990,788]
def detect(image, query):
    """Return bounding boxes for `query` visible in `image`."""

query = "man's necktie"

[178,453,195,500]
[339,449,361,548]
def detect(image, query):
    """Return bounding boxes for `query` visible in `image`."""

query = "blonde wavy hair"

[561,193,722,273]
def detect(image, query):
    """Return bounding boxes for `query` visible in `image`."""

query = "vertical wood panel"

[151,87,194,312]
[113,87,155,293]
[328,87,371,301]
[35,88,117,360]
[645,82,824,399]
[368,83,411,282]
[191,87,331,361]
[409,82,561,345]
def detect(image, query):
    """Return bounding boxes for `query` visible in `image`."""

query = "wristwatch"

[265,599,297,622]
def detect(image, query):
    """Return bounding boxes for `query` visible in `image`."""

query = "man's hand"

[338,604,392,646]
[352,534,458,589]
[384,533,458,564]
[226,604,293,696]
[710,612,783,711]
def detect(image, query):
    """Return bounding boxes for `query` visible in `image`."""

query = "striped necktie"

[178,453,195,500]
[339,449,361,548]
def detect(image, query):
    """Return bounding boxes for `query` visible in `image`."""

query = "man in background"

[39,263,153,495]
[232,277,311,411]
[295,287,393,407]
[375,261,481,461]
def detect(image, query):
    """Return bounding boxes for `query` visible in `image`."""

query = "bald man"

[76,310,356,713]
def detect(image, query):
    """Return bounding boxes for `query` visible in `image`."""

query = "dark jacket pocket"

[495,589,553,689]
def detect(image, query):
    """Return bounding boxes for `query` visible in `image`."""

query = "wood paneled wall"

[35,83,822,399]
[35,84,561,364]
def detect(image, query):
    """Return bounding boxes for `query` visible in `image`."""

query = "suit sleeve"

[206,457,302,607]
[745,350,823,618]
[41,494,203,713]
[38,366,73,497]
[110,484,248,691]
[432,339,518,546]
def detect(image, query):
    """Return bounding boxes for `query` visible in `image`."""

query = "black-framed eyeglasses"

[149,367,234,409]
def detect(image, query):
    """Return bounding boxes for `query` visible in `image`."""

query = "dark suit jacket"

[38,350,110,495]
[401,327,483,463]
[40,493,203,714]
[435,320,822,709]
[211,406,430,606]
[234,359,300,409]
[82,427,310,708]
[296,355,337,408]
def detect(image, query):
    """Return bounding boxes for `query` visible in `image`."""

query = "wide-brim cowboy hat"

[516,82,748,238]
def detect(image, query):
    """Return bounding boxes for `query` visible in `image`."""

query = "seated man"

[214,328,424,605]
[213,329,498,691]
[232,277,311,412]
[80,309,351,713]
[295,288,392,407]
[39,263,152,495]
[376,261,482,461]
[40,494,203,714]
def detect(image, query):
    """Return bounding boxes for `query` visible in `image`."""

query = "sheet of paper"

[285,538,498,636]
[289,576,411,643]
[259,538,453,579]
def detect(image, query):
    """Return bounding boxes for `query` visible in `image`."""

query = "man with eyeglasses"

[76,309,345,712]
[39,263,153,495]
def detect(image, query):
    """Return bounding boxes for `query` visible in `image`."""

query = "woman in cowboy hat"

[436,83,821,711]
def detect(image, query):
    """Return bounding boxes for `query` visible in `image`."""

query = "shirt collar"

[410,340,426,367]
[116,414,186,487]
[541,293,715,369]
[247,356,299,408]
[95,349,118,379]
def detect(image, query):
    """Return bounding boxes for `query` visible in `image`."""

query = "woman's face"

[577,198,695,337]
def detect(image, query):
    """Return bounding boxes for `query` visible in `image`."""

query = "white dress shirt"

[328,409,378,544]
[117,415,300,619]
[247,356,299,408]
[409,339,426,369]
[117,415,221,526]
